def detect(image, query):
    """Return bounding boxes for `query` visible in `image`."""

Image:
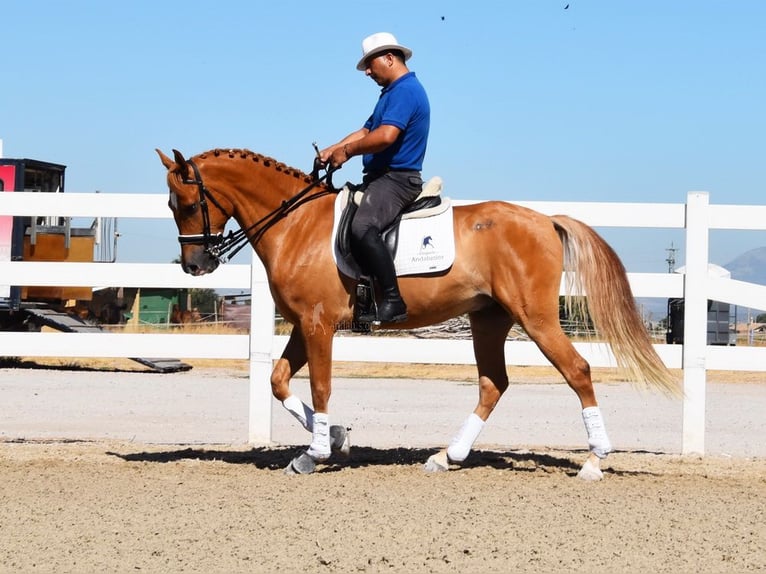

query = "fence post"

[248,251,274,444]
[682,192,710,454]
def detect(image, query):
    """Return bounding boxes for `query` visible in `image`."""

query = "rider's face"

[364,52,394,86]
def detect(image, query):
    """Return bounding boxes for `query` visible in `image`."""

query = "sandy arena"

[1,366,764,573]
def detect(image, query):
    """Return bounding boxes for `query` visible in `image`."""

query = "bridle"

[177,158,337,263]
[177,159,229,255]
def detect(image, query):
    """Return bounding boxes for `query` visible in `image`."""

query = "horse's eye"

[183,202,199,216]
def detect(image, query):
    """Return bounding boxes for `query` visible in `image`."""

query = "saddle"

[333,177,453,331]
[335,176,449,270]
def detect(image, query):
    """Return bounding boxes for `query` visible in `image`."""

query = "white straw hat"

[356,32,412,71]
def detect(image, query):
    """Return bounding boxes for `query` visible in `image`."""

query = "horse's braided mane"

[195,148,314,184]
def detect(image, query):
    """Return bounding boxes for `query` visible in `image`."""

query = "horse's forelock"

[194,148,313,183]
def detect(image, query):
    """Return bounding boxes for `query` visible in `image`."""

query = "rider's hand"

[328,145,351,168]
[318,146,336,166]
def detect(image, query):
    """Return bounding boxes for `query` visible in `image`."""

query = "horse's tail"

[551,215,680,396]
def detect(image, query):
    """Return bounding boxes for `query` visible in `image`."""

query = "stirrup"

[353,277,374,332]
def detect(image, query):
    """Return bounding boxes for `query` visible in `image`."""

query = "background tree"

[190,288,218,317]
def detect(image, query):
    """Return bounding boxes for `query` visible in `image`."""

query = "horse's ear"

[156,148,175,171]
[172,148,190,180]
[156,148,190,181]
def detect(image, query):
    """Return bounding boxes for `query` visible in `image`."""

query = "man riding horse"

[320,32,430,324]
[159,37,679,479]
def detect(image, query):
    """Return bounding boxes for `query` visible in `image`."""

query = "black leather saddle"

[335,179,445,271]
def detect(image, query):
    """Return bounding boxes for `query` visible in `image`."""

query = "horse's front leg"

[271,327,311,425]
[273,328,349,474]
[282,329,339,475]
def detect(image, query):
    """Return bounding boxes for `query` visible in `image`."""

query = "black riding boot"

[356,228,407,323]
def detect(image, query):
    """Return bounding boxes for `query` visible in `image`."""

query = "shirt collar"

[381,71,415,94]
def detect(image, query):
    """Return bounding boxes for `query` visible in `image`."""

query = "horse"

[157,147,679,480]
[171,303,202,326]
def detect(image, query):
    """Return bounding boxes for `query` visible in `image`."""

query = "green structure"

[124,288,188,325]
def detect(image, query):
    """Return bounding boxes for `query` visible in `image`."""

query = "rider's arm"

[319,128,369,163]
[345,125,400,157]
[327,124,401,168]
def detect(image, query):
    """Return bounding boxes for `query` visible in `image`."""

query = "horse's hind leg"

[523,318,612,481]
[424,306,512,472]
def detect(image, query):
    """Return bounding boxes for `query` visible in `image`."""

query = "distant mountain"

[724,247,766,286]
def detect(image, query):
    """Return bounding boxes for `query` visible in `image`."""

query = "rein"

[178,158,337,263]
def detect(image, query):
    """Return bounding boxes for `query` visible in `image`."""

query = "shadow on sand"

[105,444,658,476]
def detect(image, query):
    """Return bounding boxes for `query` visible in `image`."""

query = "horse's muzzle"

[181,248,220,276]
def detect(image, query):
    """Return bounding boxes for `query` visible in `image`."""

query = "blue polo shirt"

[363,72,430,173]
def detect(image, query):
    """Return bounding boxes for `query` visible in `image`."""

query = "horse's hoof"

[330,425,351,458]
[284,451,317,475]
[576,456,604,481]
[423,450,450,473]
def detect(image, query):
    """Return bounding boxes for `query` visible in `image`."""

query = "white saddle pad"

[331,190,456,279]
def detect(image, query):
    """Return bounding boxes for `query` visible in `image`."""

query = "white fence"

[1,191,765,454]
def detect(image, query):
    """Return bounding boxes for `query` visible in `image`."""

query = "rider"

[321,32,430,323]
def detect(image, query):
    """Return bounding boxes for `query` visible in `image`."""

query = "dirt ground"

[1,363,765,573]
[1,441,764,573]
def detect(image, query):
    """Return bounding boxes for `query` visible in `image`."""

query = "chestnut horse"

[158,148,678,479]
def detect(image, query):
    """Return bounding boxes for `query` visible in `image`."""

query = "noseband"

[177,158,337,263]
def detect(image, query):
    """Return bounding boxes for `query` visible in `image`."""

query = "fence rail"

[1,191,765,453]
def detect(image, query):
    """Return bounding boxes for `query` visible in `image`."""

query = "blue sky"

[1,1,764,272]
